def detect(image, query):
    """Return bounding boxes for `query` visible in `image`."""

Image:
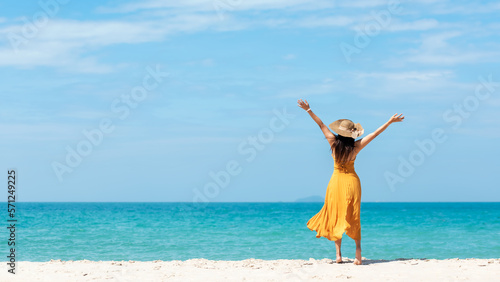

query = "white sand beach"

[3,258,499,281]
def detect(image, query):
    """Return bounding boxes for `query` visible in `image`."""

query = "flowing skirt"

[306,169,362,241]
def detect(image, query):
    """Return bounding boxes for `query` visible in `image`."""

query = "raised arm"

[297,99,335,146]
[356,113,405,151]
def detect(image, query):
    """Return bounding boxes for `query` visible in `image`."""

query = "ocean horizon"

[3,202,499,262]
[11,200,500,203]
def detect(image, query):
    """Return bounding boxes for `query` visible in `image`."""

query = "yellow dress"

[306,154,362,241]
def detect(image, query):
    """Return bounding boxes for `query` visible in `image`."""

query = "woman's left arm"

[297,99,336,145]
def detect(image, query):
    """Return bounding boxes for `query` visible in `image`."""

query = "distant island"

[295,195,324,202]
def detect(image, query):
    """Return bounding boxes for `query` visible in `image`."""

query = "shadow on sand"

[354,258,429,265]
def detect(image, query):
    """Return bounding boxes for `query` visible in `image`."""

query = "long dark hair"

[330,134,356,165]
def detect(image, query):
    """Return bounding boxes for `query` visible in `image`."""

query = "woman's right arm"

[356,113,404,151]
[297,99,336,146]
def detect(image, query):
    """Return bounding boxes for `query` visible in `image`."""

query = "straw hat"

[329,119,364,138]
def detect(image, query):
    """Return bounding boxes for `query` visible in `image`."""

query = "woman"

[297,98,404,265]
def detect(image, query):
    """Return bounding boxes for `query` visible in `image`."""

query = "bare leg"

[354,240,362,265]
[335,238,342,263]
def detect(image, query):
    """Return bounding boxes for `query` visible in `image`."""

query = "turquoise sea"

[3,202,500,262]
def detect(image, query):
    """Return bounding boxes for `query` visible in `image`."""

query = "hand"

[389,113,405,123]
[297,99,310,111]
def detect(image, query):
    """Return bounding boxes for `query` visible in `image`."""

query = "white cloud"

[419,31,460,50]
[96,0,335,13]
[243,16,355,29]
[0,42,112,73]
[401,31,500,65]
[387,18,439,31]
[343,69,478,101]
[0,5,368,73]
[96,0,207,13]
[430,1,500,14]
[98,0,468,14]
[296,16,355,27]
[407,52,500,65]
[354,70,454,81]
[0,14,226,72]
[0,1,497,73]
[337,0,388,8]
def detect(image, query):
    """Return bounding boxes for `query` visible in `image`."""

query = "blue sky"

[1,0,499,202]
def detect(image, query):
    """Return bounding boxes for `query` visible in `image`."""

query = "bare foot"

[354,248,362,265]
[336,256,343,263]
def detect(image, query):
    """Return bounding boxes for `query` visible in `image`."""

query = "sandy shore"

[2,258,499,281]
